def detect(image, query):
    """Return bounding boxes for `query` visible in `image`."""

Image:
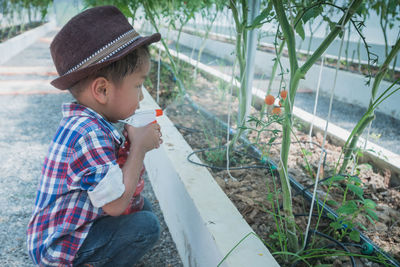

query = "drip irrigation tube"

[290,228,357,267]
[159,60,400,267]
[306,229,356,267]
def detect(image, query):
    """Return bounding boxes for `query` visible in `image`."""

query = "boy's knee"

[142,211,160,244]
[123,211,160,245]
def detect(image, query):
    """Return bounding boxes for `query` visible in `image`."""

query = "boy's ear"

[90,77,110,104]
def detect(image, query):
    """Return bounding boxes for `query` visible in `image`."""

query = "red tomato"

[280,90,288,100]
[272,107,281,115]
[265,94,275,105]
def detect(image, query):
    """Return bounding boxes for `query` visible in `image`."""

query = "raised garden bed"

[143,53,400,266]
[0,21,45,42]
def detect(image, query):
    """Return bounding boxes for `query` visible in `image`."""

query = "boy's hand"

[124,123,162,154]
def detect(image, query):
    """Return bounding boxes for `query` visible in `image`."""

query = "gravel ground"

[0,31,182,266]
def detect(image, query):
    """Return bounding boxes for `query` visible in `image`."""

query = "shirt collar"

[62,102,122,145]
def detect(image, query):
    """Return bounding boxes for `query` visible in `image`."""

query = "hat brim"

[51,33,161,90]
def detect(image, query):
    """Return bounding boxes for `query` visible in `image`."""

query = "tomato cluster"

[264,90,287,115]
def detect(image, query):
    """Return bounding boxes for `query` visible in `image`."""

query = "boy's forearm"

[102,147,145,216]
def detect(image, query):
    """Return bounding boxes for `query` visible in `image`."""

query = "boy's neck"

[75,90,111,122]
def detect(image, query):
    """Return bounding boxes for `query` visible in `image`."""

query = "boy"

[27,6,163,266]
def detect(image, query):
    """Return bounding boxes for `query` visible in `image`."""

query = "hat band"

[64,29,140,75]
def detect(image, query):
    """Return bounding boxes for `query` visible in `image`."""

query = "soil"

[145,56,400,266]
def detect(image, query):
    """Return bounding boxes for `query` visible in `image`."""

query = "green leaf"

[347,184,364,198]
[365,208,379,221]
[365,214,376,225]
[330,221,343,230]
[302,5,322,24]
[337,201,358,215]
[349,176,362,184]
[349,230,360,242]
[327,200,339,207]
[327,213,336,220]
[268,137,277,145]
[363,199,376,209]
[356,222,367,231]
[295,20,305,40]
[325,175,346,184]
[248,2,273,30]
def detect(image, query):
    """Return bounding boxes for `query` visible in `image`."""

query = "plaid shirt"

[27,103,144,266]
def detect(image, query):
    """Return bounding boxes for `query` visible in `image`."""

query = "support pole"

[244,0,260,127]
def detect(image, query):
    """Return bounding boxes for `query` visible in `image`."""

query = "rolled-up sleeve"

[67,129,125,207]
[87,164,125,207]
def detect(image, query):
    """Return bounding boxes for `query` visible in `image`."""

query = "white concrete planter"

[140,89,279,267]
[0,20,56,65]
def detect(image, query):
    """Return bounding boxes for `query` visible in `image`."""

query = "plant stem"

[142,2,182,92]
[268,40,285,95]
[340,37,400,173]
[175,19,187,68]
[391,54,398,81]
[357,38,361,72]
[379,6,389,58]
[345,23,351,70]
[194,12,217,80]
[272,0,363,253]
[228,0,249,148]
[271,0,300,253]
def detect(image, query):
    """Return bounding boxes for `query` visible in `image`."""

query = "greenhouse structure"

[1,0,399,266]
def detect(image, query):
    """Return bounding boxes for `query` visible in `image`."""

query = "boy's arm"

[102,145,145,216]
[102,123,161,216]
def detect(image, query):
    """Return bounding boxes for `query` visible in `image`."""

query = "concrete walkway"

[0,30,182,266]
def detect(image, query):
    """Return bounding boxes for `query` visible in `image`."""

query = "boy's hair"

[69,45,150,97]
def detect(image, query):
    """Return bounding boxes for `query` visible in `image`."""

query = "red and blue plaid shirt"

[27,102,144,266]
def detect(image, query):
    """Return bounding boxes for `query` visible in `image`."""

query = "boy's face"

[106,59,150,122]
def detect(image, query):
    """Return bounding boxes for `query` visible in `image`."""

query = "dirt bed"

[145,57,400,266]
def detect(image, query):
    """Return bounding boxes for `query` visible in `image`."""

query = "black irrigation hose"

[290,229,356,267]
[174,124,202,134]
[294,213,357,266]
[293,173,359,198]
[160,60,400,267]
[187,145,271,171]
[308,229,356,267]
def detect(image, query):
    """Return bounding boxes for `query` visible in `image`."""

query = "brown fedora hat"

[50,5,161,90]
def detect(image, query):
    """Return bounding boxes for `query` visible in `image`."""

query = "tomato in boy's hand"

[265,94,275,105]
[117,139,131,168]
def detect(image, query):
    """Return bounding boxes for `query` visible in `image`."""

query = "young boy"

[27,6,163,266]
